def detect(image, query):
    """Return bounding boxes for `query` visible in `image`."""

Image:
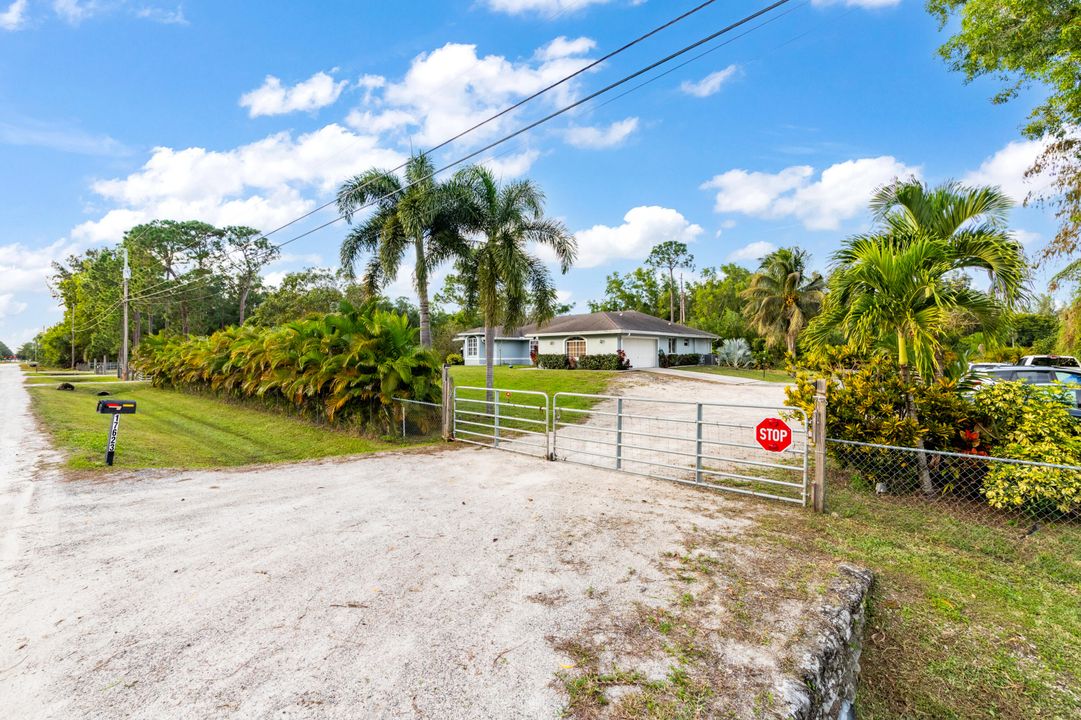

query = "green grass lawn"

[671,365,792,384]
[449,365,615,407]
[24,373,119,384]
[28,382,417,470]
[755,484,1081,719]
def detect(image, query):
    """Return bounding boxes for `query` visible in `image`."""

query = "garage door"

[622,337,657,369]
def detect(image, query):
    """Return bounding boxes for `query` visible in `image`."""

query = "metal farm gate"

[452,385,550,458]
[551,392,809,505]
[447,384,810,506]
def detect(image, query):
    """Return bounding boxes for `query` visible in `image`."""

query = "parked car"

[974,365,1081,417]
[968,362,1009,372]
[1018,354,1080,368]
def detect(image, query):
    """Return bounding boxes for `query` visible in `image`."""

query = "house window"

[466,337,478,356]
[566,337,586,359]
[668,338,677,354]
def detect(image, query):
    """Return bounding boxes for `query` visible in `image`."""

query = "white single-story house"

[454,310,718,369]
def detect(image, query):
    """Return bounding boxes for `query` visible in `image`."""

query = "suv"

[975,365,1081,417]
[1019,354,1080,368]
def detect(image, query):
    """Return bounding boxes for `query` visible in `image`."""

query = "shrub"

[536,353,570,370]
[658,350,670,368]
[445,353,464,366]
[133,301,441,431]
[786,346,979,451]
[577,353,627,370]
[717,338,751,367]
[972,381,1081,514]
[669,353,701,367]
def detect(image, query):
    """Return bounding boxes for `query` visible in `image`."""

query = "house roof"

[454,310,718,340]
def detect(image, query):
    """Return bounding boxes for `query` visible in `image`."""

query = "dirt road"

[1,367,844,719]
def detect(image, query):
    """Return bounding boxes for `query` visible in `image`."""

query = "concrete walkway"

[639,366,786,386]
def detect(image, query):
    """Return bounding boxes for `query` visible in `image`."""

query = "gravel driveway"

[1,367,844,719]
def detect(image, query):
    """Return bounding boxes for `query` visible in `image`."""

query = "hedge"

[576,353,626,370]
[536,353,570,369]
[666,353,702,367]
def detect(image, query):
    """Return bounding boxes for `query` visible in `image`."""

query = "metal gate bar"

[452,385,550,458]
[552,391,809,505]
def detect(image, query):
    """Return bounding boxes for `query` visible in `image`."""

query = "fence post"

[615,397,624,470]
[812,378,828,512]
[441,365,454,441]
[493,397,500,448]
[695,402,704,483]
[401,402,407,438]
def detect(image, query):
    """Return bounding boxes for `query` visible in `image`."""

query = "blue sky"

[0,0,1061,348]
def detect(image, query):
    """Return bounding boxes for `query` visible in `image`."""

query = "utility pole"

[121,248,130,381]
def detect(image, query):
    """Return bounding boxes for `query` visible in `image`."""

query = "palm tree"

[454,166,576,391]
[806,179,1028,495]
[337,154,471,348]
[808,179,1028,374]
[740,248,824,358]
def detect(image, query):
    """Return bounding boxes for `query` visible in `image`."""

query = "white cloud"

[811,0,900,8]
[680,65,740,98]
[135,5,187,25]
[728,240,776,262]
[1012,229,1041,247]
[0,116,128,156]
[372,40,596,147]
[73,124,405,242]
[536,35,596,61]
[0,293,29,320]
[240,71,349,118]
[0,239,82,293]
[564,117,638,149]
[701,156,921,230]
[344,108,417,135]
[481,149,541,178]
[0,0,28,30]
[52,0,97,24]
[570,206,703,268]
[962,138,1057,204]
[484,0,610,16]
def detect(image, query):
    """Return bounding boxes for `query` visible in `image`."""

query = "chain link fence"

[824,437,1080,530]
[389,398,444,442]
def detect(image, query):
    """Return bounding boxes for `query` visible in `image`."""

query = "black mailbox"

[97,399,137,415]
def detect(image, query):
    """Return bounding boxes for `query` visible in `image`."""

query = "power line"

[272,0,795,251]
[69,1,723,335]
[242,0,725,246]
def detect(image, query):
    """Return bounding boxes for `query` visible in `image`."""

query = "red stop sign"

[755,417,792,452]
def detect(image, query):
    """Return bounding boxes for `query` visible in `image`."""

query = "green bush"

[445,353,464,365]
[669,353,701,367]
[786,346,980,451]
[972,381,1081,514]
[536,353,570,370]
[134,301,441,431]
[576,353,624,370]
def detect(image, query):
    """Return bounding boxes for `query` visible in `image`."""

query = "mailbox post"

[96,399,136,466]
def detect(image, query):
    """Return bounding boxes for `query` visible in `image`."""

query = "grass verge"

[28,381,422,470]
[24,373,119,384]
[755,482,1081,719]
[670,365,792,384]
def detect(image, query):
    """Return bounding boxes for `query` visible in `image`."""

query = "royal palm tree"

[337,154,471,348]
[454,166,576,391]
[740,248,824,358]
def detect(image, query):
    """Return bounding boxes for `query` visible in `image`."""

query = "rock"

[56,383,75,391]
[96,390,111,396]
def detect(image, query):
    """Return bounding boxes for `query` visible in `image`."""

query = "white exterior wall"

[536,334,621,356]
